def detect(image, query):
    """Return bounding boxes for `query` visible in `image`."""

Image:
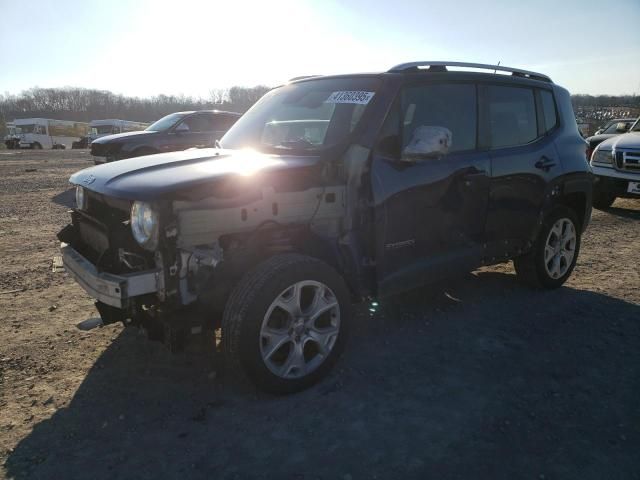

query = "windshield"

[602,121,631,134]
[146,113,185,132]
[17,124,36,133]
[220,77,381,153]
[91,125,116,135]
[631,118,640,132]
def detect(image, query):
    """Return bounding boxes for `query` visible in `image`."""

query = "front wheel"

[222,254,350,394]
[514,206,581,289]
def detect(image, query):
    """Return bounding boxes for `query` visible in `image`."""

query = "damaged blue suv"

[59,62,592,393]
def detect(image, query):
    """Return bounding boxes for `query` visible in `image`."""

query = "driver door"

[371,82,491,297]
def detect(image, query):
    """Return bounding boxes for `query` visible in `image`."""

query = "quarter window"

[540,90,558,133]
[486,86,537,148]
[401,83,477,153]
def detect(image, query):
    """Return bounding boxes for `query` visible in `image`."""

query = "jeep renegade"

[59,62,592,394]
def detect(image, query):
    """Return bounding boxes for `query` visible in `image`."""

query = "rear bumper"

[61,243,161,308]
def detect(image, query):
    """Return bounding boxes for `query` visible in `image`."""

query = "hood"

[586,133,619,147]
[91,130,157,144]
[596,131,640,151]
[70,148,321,201]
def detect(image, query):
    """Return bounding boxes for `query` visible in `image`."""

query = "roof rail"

[387,61,552,83]
[288,75,322,82]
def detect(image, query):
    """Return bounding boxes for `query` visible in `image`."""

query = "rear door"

[481,84,561,256]
[371,81,491,297]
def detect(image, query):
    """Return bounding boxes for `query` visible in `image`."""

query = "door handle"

[535,156,556,172]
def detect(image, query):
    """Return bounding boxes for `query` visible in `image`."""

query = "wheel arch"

[555,172,593,232]
[198,225,359,315]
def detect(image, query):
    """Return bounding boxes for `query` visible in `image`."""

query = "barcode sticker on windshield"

[325,91,375,104]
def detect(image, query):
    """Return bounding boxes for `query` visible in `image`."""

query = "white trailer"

[88,119,149,142]
[15,118,89,149]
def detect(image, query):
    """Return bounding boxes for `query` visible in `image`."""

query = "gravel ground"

[0,150,638,480]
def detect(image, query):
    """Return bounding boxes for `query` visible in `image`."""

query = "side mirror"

[174,123,190,133]
[615,122,628,133]
[401,126,452,162]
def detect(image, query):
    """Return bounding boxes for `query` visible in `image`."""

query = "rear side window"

[401,83,477,153]
[213,115,239,131]
[182,115,215,132]
[540,90,558,132]
[486,86,537,148]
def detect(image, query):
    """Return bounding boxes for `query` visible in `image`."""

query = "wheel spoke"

[307,326,338,357]
[308,287,338,322]
[261,329,291,360]
[544,245,554,262]
[550,254,561,277]
[274,284,302,317]
[279,342,306,377]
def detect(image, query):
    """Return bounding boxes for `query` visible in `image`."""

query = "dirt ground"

[0,149,638,480]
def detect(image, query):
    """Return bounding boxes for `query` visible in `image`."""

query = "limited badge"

[325,91,375,105]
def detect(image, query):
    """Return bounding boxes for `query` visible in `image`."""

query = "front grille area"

[615,150,640,173]
[90,141,121,158]
[59,196,154,274]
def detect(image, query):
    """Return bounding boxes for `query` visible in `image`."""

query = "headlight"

[130,201,159,250]
[591,148,612,165]
[75,186,88,210]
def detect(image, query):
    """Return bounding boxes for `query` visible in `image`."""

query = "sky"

[0,0,639,98]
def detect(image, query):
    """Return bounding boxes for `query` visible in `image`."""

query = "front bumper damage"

[61,243,162,309]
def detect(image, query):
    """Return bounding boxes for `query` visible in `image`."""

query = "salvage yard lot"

[0,150,638,479]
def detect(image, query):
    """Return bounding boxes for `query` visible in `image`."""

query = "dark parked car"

[594,118,634,136]
[60,62,591,394]
[585,117,637,160]
[90,110,241,163]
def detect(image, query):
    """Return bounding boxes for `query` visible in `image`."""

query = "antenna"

[494,61,501,74]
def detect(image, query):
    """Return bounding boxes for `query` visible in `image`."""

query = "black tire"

[514,205,581,289]
[222,254,351,394]
[32,143,43,150]
[592,190,616,210]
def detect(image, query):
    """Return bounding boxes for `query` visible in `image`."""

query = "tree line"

[1,86,638,136]
[0,86,271,133]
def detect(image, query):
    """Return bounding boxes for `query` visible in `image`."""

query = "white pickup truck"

[590,117,640,208]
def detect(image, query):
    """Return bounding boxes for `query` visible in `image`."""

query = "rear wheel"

[514,206,581,289]
[222,254,350,394]
[592,190,616,209]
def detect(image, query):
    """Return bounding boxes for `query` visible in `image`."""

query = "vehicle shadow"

[5,271,640,480]
[51,188,75,208]
[605,205,640,220]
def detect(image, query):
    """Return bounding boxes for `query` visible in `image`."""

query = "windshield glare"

[220,78,380,153]
[146,113,184,132]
